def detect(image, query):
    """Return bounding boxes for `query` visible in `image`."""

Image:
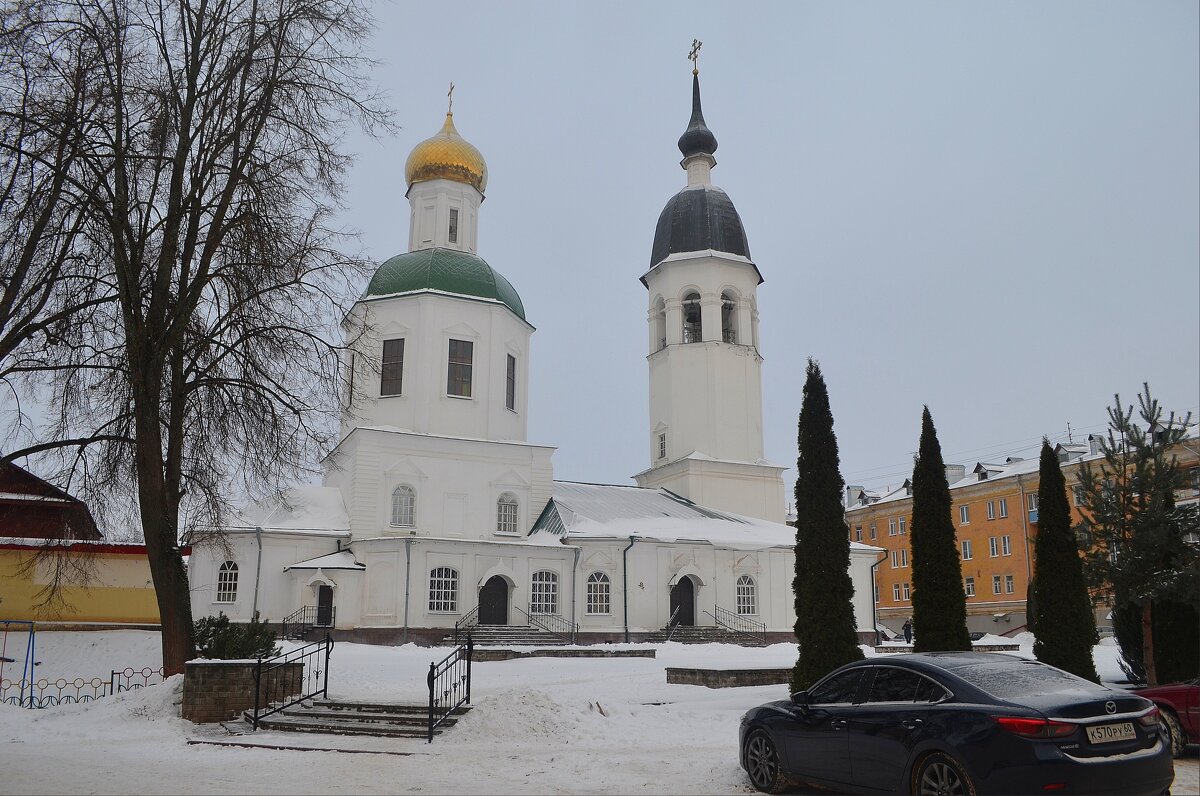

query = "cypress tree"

[1032,439,1099,681]
[791,359,863,692]
[909,407,972,652]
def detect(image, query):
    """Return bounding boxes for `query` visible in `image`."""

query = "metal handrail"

[665,605,682,642]
[427,635,473,743]
[282,605,336,640]
[706,605,767,644]
[454,605,480,645]
[251,633,333,730]
[515,606,578,644]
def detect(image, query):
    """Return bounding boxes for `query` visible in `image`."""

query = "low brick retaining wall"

[666,667,791,688]
[182,660,304,723]
[474,648,657,662]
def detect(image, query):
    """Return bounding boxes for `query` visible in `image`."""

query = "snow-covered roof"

[535,481,880,553]
[234,485,350,532]
[284,550,364,571]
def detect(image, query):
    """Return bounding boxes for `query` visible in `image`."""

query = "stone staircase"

[642,625,767,647]
[245,699,470,739]
[440,624,569,646]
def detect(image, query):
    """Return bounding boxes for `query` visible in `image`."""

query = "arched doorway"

[479,576,509,625]
[669,576,695,627]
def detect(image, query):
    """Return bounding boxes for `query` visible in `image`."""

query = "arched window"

[652,297,666,351]
[216,561,239,603]
[496,493,519,534]
[586,571,611,615]
[391,485,416,527]
[428,567,458,612]
[736,575,757,615]
[530,570,559,615]
[721,291,737,344]
[681,291,702,343]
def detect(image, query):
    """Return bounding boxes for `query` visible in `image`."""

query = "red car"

[1133,678,1199,758]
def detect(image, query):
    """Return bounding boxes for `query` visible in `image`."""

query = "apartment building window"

[987,500,996,520]
[959,505,970,524]
[891,550,900,568]
[854,525,863,542]
[898,517,907,535]
[869,524,877,540]
[447,339,473,397]
[902,582,911,601]
[900,549,908,567]
[1028,493,1039,521]
[961,539,973,560]
[998,497,1008,518]
[1001,535,1011,556]
[889,519,897,536]
[964,577,976,597]
[1005,574,1015,594]
[892,583,901,601]
[993,575,1002,595]
[989,536,999,558]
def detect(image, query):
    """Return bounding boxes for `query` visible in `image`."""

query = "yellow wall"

[0,548,160,624]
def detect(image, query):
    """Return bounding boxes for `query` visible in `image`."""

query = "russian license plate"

[1086,722,1136,744]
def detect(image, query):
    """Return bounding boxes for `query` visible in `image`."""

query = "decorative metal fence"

[0,667,166,709]
[281,606,336,640]
[427,634,472,743]
[250,633,333,730]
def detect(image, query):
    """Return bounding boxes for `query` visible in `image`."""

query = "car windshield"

[954,661,1104,699]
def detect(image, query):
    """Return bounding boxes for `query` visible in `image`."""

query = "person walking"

[902,618,913,645]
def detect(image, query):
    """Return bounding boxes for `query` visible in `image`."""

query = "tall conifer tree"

[791,359,863,692]
[910,407,972,652]
[1032,439,1099,681]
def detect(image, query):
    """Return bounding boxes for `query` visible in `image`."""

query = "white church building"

[187,67,882,646]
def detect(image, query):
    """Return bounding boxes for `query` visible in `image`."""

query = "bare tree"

[1,0,387,674]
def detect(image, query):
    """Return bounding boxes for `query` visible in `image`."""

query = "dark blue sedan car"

[739,653,1173,795]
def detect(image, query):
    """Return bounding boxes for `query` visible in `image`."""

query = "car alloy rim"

[920,760,966,796]
[747,734,778,789]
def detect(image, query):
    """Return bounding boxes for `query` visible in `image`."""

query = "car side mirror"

[790,691,809,709]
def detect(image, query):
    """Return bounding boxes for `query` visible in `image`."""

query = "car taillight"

[993,716,1076,738]
[1137,706,1159,727]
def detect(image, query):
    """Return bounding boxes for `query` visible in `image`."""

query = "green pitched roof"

[363,247,526,321]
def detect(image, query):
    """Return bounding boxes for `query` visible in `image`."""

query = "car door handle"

[901,718,923,730]
[831,719,847,730]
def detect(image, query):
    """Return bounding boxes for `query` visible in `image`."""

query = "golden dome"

[404,113,488,193]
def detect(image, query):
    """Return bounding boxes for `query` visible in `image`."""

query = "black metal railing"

[427,634,472,743]
[251,633,333,730]
[707,605,767,645]
[281,605,336,640]
[0,666,165,709]
[454,605,480,645]
[516,606,578,644]
[665,605,682,642]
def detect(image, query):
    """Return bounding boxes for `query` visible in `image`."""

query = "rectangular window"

[891,550,899,568]
[505,354,517,411]
[1001,535,1011,556]
[381,338,404,396]
[1027,493,1039,521]
[987,500,996,520]
[989,536,999,557]
[428,567,458,613]
[993,575,1002,595]
[889,519,897,536]
[869,523,877,540]
[1005,574,1015,594]
[447,339,473,397]
[959,505,970,524]
[586,573,611,615]
[658,433,666,459]
[998,497,1008,518]
[902,582,911,601]
[448,207,459,243]
[1073,485,1085,506]
[854,525,863,542]
[892,583,900,601]
[900,549,908,567]
[964,577,976,597]
[961,539,973,560]
[898,517,907,535]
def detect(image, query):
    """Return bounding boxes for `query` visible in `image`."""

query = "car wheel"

[1159,708,1185,759]
[744,729,788,794]
[911,752,976,796]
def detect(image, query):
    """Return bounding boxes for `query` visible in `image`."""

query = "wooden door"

[670,577,695,626]
[316,584,334,627]
[479,576,508,625]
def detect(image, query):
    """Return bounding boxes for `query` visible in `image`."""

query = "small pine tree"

[194,612,280,659]
[909,407,972,652]
[1032,439,1099,681]
[791,359,864,692]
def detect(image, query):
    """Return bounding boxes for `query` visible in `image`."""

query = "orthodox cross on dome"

[447,81,455,114]
[688,39,702,75]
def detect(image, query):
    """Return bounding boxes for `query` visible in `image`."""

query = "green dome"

[363,247,526,321]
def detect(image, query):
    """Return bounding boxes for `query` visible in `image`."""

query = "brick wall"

[182,660,305,723]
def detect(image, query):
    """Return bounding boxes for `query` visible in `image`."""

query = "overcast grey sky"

[340,1,1199,501]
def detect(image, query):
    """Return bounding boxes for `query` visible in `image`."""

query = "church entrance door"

[479,576,509,625]
[669,577,695,627]
[316,584,334,627]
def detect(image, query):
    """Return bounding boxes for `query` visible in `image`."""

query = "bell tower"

[632,44,786,523]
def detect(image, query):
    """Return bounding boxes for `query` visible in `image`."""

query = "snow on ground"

[1,631,1195,795]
